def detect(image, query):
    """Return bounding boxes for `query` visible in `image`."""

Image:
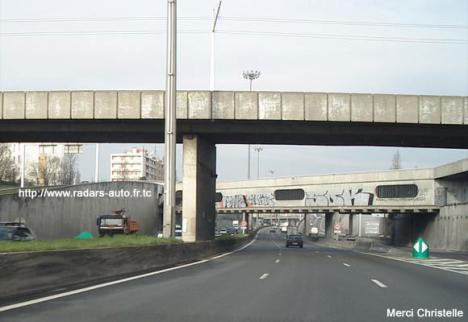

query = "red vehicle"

[96,209,139,237]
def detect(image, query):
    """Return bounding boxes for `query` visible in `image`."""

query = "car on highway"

[286,234,303,248]
[0,225,36,241]
[175,224,183,239]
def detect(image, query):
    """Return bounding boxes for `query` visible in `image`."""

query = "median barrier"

[0,234,254,305]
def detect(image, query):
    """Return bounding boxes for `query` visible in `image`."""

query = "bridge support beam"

[182,135,217,242]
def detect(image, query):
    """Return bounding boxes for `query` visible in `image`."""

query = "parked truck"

[96,209,139,237]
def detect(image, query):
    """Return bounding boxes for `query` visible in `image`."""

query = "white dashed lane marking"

[371,279,388,288]
[259,273,269,280]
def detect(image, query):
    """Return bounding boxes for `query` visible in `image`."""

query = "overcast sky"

[0,0,467,181]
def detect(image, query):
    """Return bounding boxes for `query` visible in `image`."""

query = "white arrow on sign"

[413,240,428,253]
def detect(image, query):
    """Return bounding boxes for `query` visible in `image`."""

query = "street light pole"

[20,143,25,188]
[254,146,263,179]
[163,0,177,238]
[242,70,261,180]
[209,1,222,91]
[94,143,99,182]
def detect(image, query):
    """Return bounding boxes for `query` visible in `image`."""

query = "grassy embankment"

[0,235,182,253]
[215,233,251,241]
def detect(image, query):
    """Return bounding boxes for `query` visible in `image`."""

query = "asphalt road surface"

[2,229,468,322]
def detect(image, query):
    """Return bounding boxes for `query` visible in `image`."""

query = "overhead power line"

[1,15,466,30]
[219,30,468,44]
[0,30,206,37]
[220,16,468,30]
[0,29,465,45]
[0,16,209,23]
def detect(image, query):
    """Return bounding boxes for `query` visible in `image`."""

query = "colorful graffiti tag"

[305,188,374,207]
[219,193,275,208]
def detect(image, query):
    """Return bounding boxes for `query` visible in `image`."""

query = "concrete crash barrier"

[354,238,373,251]
[353,238,390,253]
[0,236,253,305]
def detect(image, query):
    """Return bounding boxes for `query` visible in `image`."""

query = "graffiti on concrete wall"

[220,193,275,208]
[305,188,374,207]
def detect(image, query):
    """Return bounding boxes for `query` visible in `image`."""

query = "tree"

[390,150,402,170]
[28,156,61,186]
[59,154,80,185]
[0,144,17,182]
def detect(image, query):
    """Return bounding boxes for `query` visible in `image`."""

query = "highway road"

[1,229,468,322]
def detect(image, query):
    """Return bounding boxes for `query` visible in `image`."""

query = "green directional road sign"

[412,237,429,259]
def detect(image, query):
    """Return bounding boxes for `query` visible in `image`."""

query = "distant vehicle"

[219,228,228,235]
[270,228,277,233]
[309,227,319,241]
[286,234,303,248]
[96,208,139,237]
[175,224,182,239]
[0,225,36,241]
[0,222,26,227]
[226,227,237,235]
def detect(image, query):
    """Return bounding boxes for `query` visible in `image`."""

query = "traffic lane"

[247,241,388,322]
[1,233,389,322]
[3,232,466,322]
[0,235,289,322]
[303,241,468,316]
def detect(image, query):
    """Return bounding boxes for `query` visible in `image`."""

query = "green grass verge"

[215,233,250,241]
[0,234,182,253]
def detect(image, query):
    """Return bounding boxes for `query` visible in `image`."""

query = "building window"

[376,184,418,198]
[274,189,305,201]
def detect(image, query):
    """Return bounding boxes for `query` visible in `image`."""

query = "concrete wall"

[0,182,163,239]
[421,177,468,251]
[1,91,466,125]
[216,168,435,210]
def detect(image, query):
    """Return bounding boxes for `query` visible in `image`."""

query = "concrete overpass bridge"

[1,90,467,241]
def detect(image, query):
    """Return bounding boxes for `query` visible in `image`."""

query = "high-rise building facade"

[110,148,163,182]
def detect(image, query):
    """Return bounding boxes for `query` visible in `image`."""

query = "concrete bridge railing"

[1,90,467,125]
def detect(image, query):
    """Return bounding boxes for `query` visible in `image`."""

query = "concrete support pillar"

[182,135,217,242]
[303,213,308,235]
[349,214,354,236]
[325,212,335,239]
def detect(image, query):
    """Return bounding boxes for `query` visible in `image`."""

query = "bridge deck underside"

[0,119,467,148]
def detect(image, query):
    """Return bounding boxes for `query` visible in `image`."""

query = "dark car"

[0,225,36,241]
[286,234,303,248]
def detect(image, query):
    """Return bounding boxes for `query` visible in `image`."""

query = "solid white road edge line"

[371,279,388,288]
[361,252,468,277]
[259,273,269,280]
[0,236,258,313]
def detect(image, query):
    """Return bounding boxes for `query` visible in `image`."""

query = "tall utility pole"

[254,146,263,179]
[242,70,261,179]
[209,1,222,91]
[20,143,25,188]
[163,0,177,238]
[94,143,99,182]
